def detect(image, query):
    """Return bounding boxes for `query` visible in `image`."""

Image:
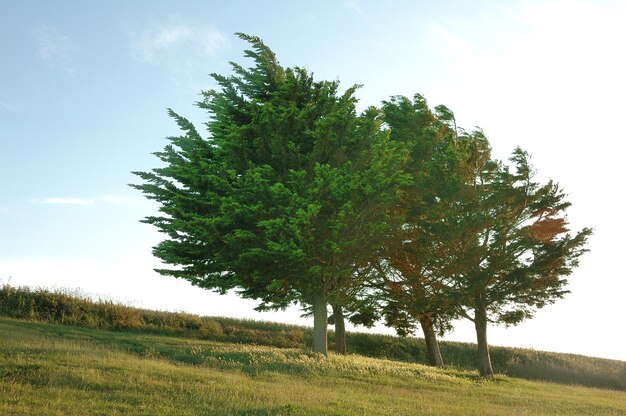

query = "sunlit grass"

[1,283,625,391]
[1,318,625,416]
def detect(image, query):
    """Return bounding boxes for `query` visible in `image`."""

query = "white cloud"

[343,1,366,18]
[127,16,228,92]
[32,197,94,206]
[31,24,77,77]
[30,195,154,210]
[129,16,228,66]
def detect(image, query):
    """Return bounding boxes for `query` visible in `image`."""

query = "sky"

[1,0,625,361]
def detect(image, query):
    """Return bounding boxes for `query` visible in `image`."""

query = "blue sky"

[2,0,625,361]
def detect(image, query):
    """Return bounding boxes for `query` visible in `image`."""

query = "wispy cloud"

[30,194,148,209]
[127,16,228,91]
[343,1,366,18]
[31,24,77,77]
[32,197,95,206]
[129,16,227,66]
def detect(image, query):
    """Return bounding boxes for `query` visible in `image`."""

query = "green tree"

[131,34,403,355]
[448,144,592,377]
[373,94,465,367]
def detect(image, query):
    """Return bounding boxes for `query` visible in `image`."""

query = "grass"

[1,317,625,415]
[1,283,624,392]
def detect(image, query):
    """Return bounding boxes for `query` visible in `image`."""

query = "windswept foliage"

[131,33,591,372]
[371,94,467,366]
[131,33,403,354]
[447,146,592,376]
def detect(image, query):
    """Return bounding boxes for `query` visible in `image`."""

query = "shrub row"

[0,284,306,347]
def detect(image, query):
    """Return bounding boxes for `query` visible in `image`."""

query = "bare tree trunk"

[311,290,328,355]
[474,306,494,377]
[419,314,444,367]
[332,304,347,354]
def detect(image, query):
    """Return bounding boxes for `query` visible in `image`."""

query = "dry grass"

[1,283,624,391]
[1,318,625,415]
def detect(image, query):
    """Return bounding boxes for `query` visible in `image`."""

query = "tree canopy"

[446,145,592,376]
[370,94,465,366]
[132,33,591,373]
[132,33,404,355]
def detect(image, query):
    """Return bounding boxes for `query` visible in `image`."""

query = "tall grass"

[1,283,624,390]
[0,284,307,347]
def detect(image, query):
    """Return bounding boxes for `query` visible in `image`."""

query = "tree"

[131,33,403,355]
[327,280,380,354]
[447,144,592,377]
[371,94,465,367]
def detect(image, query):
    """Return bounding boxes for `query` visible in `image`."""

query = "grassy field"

[1,284,624,392]
[1,317,625,416]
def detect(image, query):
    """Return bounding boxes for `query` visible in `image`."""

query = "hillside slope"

[1,284,624,391]
[1,318,625,416]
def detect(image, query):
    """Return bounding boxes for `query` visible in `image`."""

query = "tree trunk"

[419,314,444,367]
[474,306,494,377]
[332,304,347,354]
[311,290,328,355]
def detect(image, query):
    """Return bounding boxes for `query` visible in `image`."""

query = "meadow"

[1,317,625,415]
[1,284,624,391]
[1,283,625,414]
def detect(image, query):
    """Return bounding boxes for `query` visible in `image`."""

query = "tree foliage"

[132,33,403,354]
[446,144,592,376]
[371,95,478,366]
[132,33,591,372]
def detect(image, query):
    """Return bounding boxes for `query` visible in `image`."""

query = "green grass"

[1,283,625,391]
[1,318,625,415]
